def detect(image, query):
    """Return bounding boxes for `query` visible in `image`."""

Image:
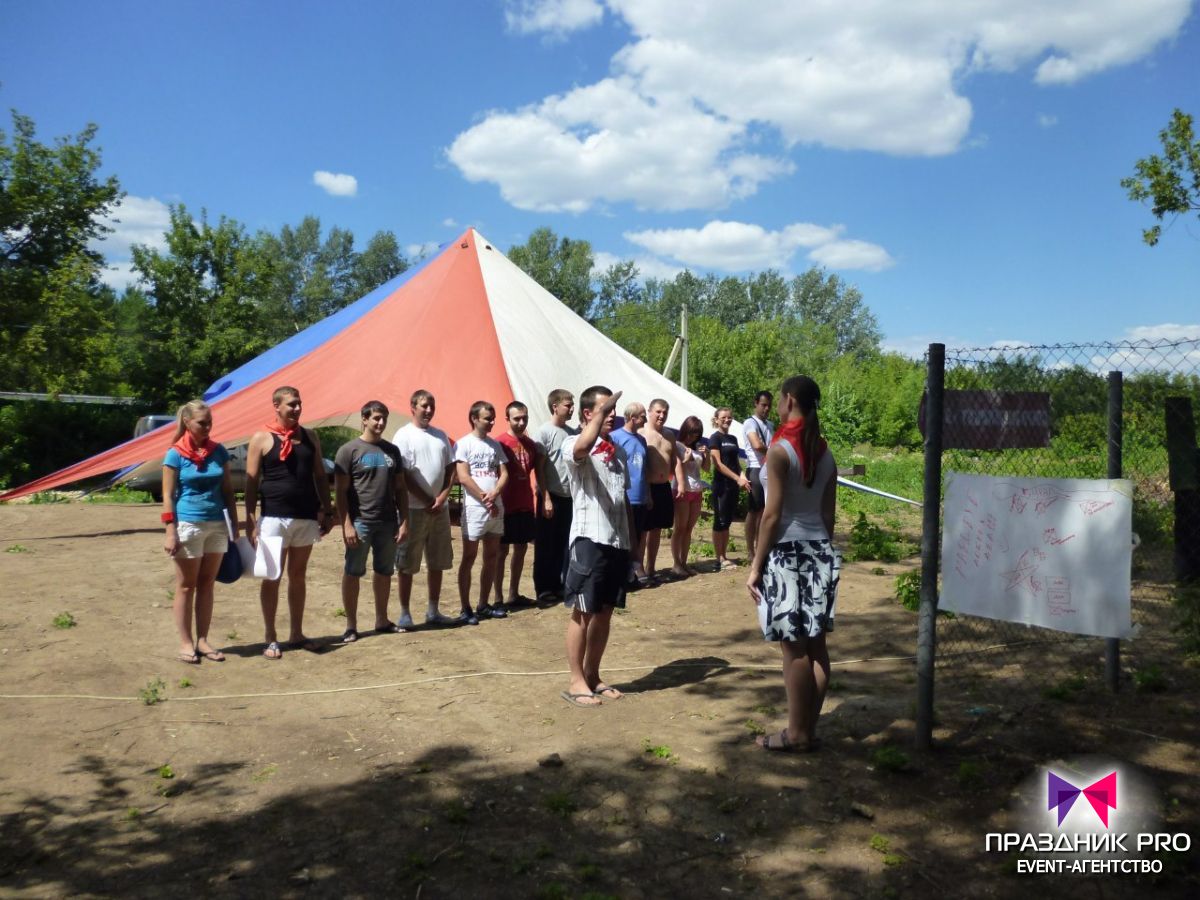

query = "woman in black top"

[708,406,749,571]
[245,386,334,659]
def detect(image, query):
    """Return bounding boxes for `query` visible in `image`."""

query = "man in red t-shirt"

[494,401,540,607]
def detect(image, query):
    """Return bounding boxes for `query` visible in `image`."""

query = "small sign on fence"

[920,390,1051,449]
[940,472,1133,639]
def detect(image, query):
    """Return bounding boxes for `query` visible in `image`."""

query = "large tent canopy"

[2,229,739,501]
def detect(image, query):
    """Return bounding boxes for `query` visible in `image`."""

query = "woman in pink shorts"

[670,416,709,577]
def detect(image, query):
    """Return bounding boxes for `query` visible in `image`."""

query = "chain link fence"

[920,338,1200,732]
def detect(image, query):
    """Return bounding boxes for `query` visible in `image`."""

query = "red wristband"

[161,511,175,524]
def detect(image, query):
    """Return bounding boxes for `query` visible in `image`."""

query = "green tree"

[593,259,641,320]
[129,204,275,404]
[0,112,122,393]
[352,230,408,298]
[507,227,595,318]
[790,268,881,359]
[1122,108,1200,246]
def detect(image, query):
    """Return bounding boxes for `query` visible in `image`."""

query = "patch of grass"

[226,630,239,641]
[641,738,675,760]
[894,571,921,612]
[6,544,30,553]
[743,719,767,737]
[543,790,577,817]
[750,703,778,716]
[333,607,346,618]
[138,677,166,706]
[124,807,142,821]
[157,764,175,779]
[870,745,910,774]
[52,611,76,629]
[846,512,915,563]
[956,761,985,788]
[177,677,193,689]
[869,834,890,853]
[883,853,906,867]
[85,483,154,504]
[576,862,602,882]
[870,565,886,575]
[689,540,716,560]
[30,491,69,504]
[251,764,278,783]
[1133,665,1168,693]
[1042,673,1087,702]
[536,884,568,900]
[443,800,470,824]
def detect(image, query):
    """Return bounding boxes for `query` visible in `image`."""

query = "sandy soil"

[0,503,1196,898]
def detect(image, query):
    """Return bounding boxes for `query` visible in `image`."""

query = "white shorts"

[176,520,228,558]
[259,516,320,549]
[461,504,504,541]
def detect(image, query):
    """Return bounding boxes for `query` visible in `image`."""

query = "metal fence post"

[916,343,945,750]
[1106,371,1123,692]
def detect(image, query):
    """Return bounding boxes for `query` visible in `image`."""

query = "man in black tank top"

[245,386,334,659]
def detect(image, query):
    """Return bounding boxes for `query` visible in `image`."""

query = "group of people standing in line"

[161,376,838,750]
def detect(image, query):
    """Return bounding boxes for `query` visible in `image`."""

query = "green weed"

[543,790,577,817]
[894,570,921,612]
[956,761,985,787]
[85,483,153,504]
[158,764,175,779]
[5,544,29,553]
[30,491,69,504]
[1133,665,1168,693]
[252,764,278,783]
[177,677,193,689]
[743,719,767,736]
[52,611,76,629]
[870,745,910,773]
[333,607,346,618]
[138,677,166,705]
[1042,673,1087,702]
[846,512,915,563]
[869,834,890,853]
[641,738,674,760]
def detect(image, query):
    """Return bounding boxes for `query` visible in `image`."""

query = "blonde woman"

[162,400,238,664]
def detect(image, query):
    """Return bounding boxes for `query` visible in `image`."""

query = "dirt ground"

[0,503,1196,899]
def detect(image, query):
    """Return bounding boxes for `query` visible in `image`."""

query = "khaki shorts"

[259,516,320,549]
[176,520,228,558]
[397,506,453,574]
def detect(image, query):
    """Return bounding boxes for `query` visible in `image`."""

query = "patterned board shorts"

[757,539,841,642]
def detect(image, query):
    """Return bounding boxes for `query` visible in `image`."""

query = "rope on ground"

[0,653,918,703]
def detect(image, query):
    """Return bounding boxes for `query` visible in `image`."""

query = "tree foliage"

[1122,108,1200,246]
[507,227,596,318]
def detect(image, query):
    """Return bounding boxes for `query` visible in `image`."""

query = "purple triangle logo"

[1048,772,1081,825]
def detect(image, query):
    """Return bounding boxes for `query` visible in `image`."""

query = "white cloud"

[313,170,358,197]
[449,77,792,212]
[1037,113,1058,128]
[451,0,1191,211]
[624,219,894,272]
[442,217,459,228]
[406,241,441,260]
[592,249,683,282]
[1119,323,1200,343]
[90,195,174,290]
[505,0,603,36]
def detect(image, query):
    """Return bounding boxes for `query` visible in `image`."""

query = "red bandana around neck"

[772,417,827,484]
[266,422,299,461]
[172,431,219,465]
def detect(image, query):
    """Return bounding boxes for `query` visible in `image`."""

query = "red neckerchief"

[265,422,299,461]
[172,432,219,465]
[772,418,827,484]
[592,437,617,464]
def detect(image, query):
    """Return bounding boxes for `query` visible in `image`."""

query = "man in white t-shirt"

[560,385,631,709]
[742,390,775,560]
[454,401,510,625]
[392,389,456,628]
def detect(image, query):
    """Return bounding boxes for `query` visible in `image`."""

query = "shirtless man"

[640,398,679,581]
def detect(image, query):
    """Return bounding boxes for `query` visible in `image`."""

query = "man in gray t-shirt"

[534,389,579,600]
[334,402,409,642]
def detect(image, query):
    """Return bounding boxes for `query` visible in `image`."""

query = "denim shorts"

[344,520,399,577]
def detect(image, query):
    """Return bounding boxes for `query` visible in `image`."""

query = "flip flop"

[592,684,623,700]
[263,641,283,660]
[560,690,601,708]
[200,649,225,662]
[374,622,399,634]
[178,651,201,665]
[341,628,358,644]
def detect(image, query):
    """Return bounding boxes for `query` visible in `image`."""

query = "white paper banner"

[941,473,1133,639]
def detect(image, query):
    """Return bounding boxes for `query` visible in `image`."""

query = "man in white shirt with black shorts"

[560,385,631,708]
[742,390,775,560]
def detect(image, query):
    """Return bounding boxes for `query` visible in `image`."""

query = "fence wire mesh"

[931,337,1200,710]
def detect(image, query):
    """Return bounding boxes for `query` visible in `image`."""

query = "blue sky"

[4,0,1198,355]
